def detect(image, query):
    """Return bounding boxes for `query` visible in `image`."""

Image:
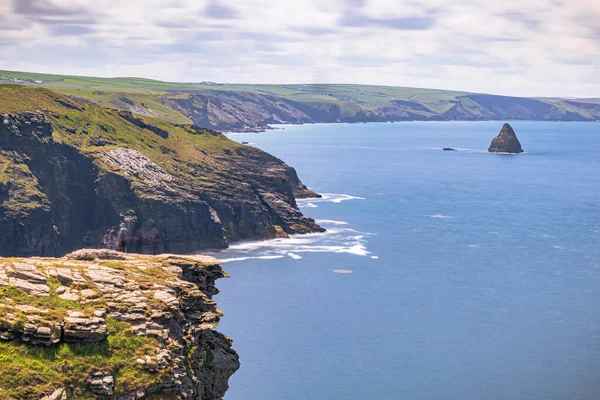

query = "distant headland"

[1,70,599,133]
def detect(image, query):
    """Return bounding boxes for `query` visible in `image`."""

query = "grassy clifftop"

[0,250,239,399]
[3,69,599,133]
[0,85,322,257]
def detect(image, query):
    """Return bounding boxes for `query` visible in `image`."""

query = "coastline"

[223,118,600,135]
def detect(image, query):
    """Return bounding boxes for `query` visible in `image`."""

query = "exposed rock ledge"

[0,249,239,399]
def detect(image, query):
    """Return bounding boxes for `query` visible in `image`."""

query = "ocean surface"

[214,121,600,400]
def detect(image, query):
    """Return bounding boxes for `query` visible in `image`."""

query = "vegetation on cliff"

[0,85,322,257]
[2,70,599,133]
[0,250,239,399]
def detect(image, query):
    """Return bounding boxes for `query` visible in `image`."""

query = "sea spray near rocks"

[215,218,376,262]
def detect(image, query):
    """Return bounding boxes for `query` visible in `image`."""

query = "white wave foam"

[216,193,375,262]
[429,214,453,219]
[371,256,379,260]
[316,219,349,225]
[298,193,365,205]
[343,244,370,256]
[217,222,377,262]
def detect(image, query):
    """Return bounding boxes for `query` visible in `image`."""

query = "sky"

[0,0,598,97]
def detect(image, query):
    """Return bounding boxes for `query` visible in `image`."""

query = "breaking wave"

[315,219,349,225]
[217,219,376,263]
[297,193,365,205]
[302,203,319,208]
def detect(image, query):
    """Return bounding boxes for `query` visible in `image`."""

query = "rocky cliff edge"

[0,249,239,399]
[0,85,323,257]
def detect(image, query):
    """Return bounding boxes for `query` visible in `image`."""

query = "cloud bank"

[0,0,598,97]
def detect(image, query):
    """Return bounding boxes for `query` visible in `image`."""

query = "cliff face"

[0,85,323,257]
[162,91,344,133]
[0,249,239,399]
[161,91,600,133]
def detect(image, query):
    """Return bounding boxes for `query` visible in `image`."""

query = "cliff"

[2,71,599,134]
[488,123,524,153]
[164,91,600,133]
[0,85,323,257]
[0,249,238,399]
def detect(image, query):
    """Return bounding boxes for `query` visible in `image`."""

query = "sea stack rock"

[488,123,523,153]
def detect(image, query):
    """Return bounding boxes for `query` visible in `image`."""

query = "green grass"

[0,275,106,325]
[0,85,244,198]
[2,69,598,127]
[99,260,173,283]
[0,319,168,399]
[0,69,471,113]
[56,87,192,124]
[0,285,79,313]
[0,151,50,218]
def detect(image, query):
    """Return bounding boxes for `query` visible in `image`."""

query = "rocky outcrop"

[488,123,524,153]
[0,86,323,257]
[162,91,440,132]
[0,249,239,399]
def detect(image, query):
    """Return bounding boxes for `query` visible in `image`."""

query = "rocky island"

[488,123,524,153]
[0,249,238,399]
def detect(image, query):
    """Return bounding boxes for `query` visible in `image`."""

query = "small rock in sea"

[488,123,524,153]
[442,148,457,151]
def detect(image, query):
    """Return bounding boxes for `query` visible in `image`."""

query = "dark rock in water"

[442,147,457,151]
[488,123,524,153]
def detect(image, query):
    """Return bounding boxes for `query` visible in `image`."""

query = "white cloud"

[0,0,598,97]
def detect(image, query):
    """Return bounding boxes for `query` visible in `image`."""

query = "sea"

[213,121,600,400]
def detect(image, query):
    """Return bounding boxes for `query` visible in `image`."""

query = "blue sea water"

[215,121,600,400]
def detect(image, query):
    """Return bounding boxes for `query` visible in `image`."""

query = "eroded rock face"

[0,250,239,399]
[0,102,323,257]
[162,90,600,134]
[488,123,524,153]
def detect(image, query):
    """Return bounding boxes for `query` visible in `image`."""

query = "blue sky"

[0,0,598,97]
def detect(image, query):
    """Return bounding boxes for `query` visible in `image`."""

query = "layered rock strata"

[0,249,239,399]
[0,86,323,257]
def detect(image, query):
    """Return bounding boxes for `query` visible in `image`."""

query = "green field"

[0,69,468,106]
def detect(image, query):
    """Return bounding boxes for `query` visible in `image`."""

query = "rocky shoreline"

[161,90,600,133]
[0,249,239,399]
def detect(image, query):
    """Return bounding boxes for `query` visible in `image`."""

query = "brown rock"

[0,253,240,398]
[488,123,524,153]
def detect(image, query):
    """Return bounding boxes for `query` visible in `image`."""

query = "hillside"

[1,70,599,132]
[0,85,322,257]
